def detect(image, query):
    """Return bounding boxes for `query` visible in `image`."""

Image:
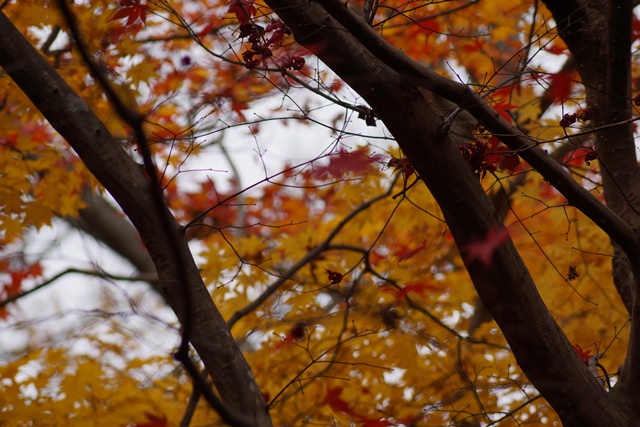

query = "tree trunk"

[264,0,640,424]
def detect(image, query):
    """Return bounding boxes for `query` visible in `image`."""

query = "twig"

[0,268,157,309]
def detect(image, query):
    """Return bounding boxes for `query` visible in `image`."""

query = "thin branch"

[0,268,157,309]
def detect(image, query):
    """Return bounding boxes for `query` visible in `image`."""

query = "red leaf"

[227,0,257,25]
[383,281,435,301]
[360,419,402,427]
[132,412,167,427]
[273,322,306,352]
[267,29,284,46]
[633,14,640,41]
[561,147,597,167]
[572,344,592,362]
[499,151,521,173]
[109,2,150,27]
[312,148,383,179]
[4,263,43,296]
[461,227,510,267]
[461,39,483,53]
[384,157,414,176]
[493,100,517,123]
[326,269,343,285]
[543,70,575,105]
[395,240,426,261]
[324,387,359,417]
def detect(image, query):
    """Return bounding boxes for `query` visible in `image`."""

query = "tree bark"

[542,0,640,412]
[0,11,272,427]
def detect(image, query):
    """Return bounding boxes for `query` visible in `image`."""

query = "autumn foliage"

[1,0,639,426]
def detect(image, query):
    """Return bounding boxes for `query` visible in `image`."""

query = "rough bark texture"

[0,11,272,427]
[264,0,640,424]
[542,0,640,411]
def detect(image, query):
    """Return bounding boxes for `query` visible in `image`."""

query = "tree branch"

[0,268,156,309]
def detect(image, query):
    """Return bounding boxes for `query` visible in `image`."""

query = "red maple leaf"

[383,281,435,301]
[395,240,427,262]
[227,0,257,25]
[492,99,518,124]
[324,386,360,417]
[542,70,575,105]
[461,226,510,267]
[325,269,343,285]
[132,412,167,427]
[485,137,520,173]
[109,1,150,27]
[312,148,383,179]
[273,322,306,352]
[572,344,593,362]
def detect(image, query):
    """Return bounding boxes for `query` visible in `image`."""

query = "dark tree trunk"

[264,0,640,424]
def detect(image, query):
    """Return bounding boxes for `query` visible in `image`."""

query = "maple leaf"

[573,344,593,362]
[132,412,167,427]
[395,240,427,262]
[326,269,343,284]
[323,386,360,417]
[542,70,575,105]
[109,1,150,27]
[492,100,518,123]
[312,148,383,179]
[461,226,510,267]
[227,0,257,25]
[383,157,414,176]
[383,281,435,301]
[273,322,306,352]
